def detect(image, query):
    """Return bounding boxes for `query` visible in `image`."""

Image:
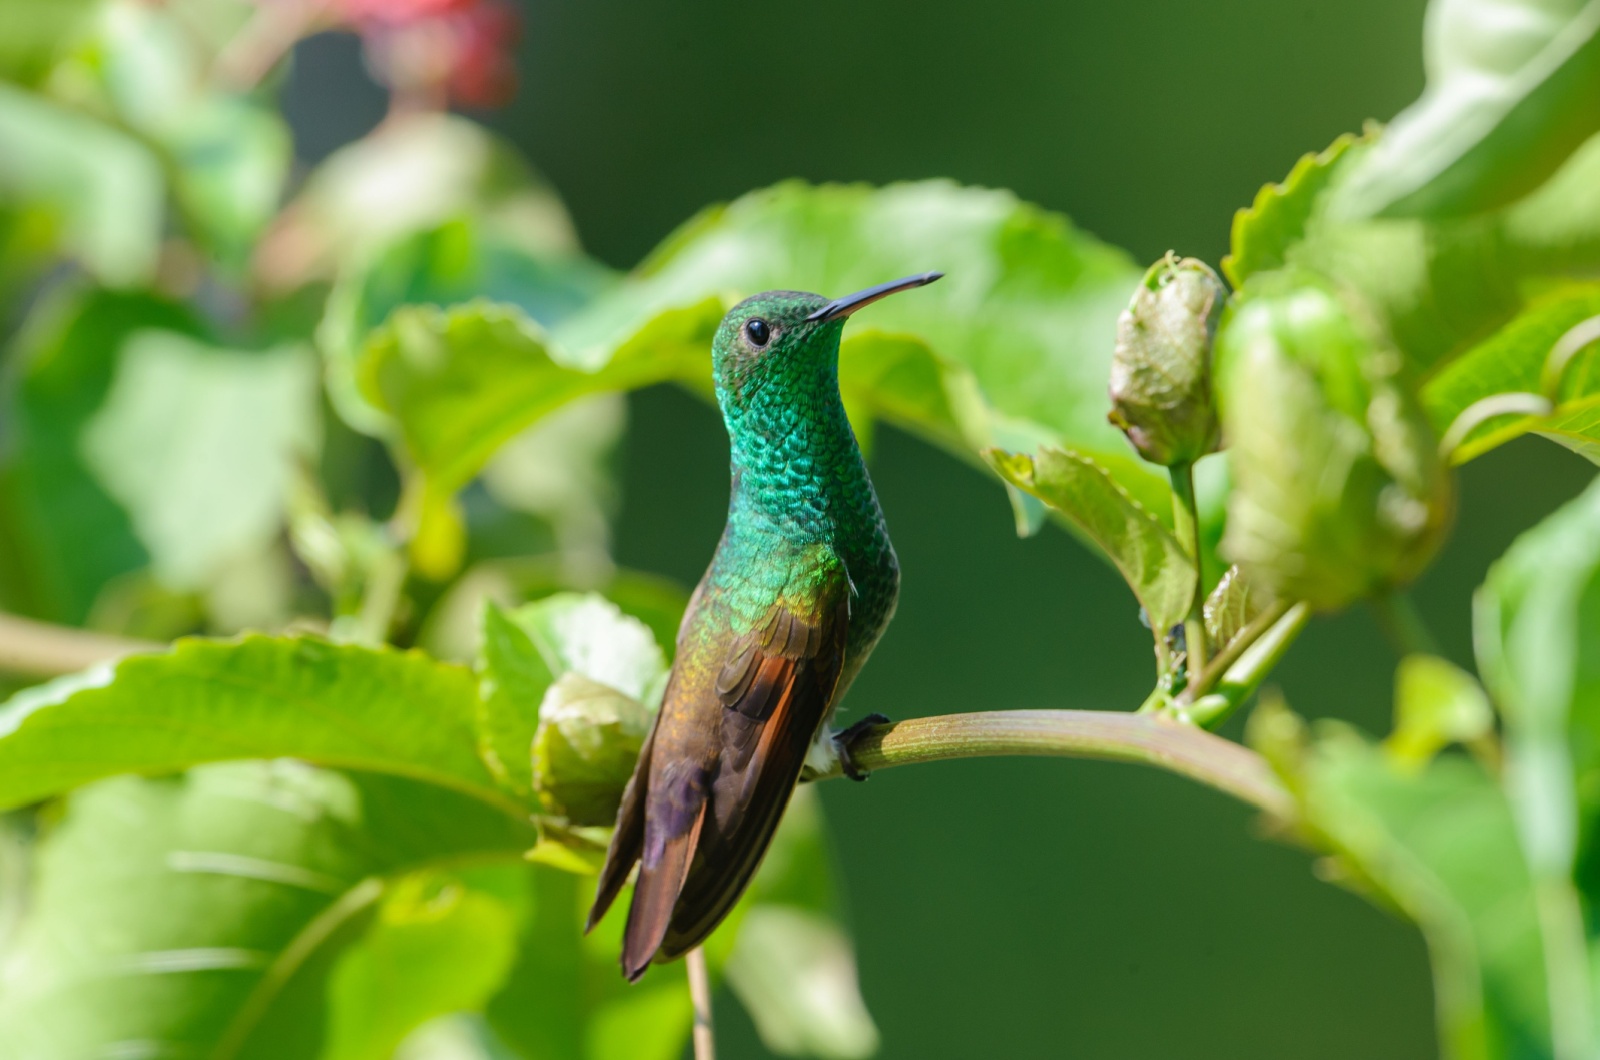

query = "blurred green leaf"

[1385,654,1495,771]
[486,865,693,1060]
[1475,474,1600,885]
[1224,132,1362,287]
[0,0,95,84]
[990,446,1194,636]
[266,114,588,291]
[1203,566,1267,655]
[324,868,523,1060]
[351,301,697,498]
[57,0,291,265]
[1215,272,1453,610]
[1268,721,1553,1060]
[0,761,534,1060]
[0,289,197,623]
[1335,0,1600,219]
[554,180,1152,520]
[0,635,520,816]
[725,788,879,1060]
[80,331,320,590]
[1423,284,1600,464]
[0,83,164,286]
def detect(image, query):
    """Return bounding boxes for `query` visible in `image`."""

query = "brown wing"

[656,571,851,961]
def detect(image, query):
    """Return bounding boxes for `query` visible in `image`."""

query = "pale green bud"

[1108,254,1226,466]
[531,672,651,826]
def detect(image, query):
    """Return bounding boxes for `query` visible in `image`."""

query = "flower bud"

[531,671,651,826]
[1215,272,1452,610]
[1108,254,1226,466]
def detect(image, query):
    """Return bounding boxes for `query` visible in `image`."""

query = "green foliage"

[555,179,1152,528]
[1214,272,1453,610]
[0,762,535,1060]
[0,637,512,814]
[1224,132,1361,287]
[1335,0,1600,219]
[1202,566,1266,656]
[1385,655,1494,771]
[989,446,1194,638]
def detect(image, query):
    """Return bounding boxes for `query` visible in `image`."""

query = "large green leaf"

[0,635,521,816]
[1335,0,1600,219]
[0,762,535,1060]
[80,331,321,589]
[1224,132,1362,288]
[990,446,1194,636]
[554,180,1153,518]
[1258,711,1552,1060]
[352,301,700,498]
[1423,285,1600,464]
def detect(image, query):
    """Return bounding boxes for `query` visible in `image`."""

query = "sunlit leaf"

[555,180,1152,516]
[81,332,320,589]
[990,446,1194,635]
[509,592,668,704]
[1423,284,1600,464]
[1335,0,1600,219]
[0,762,534,1060]
[0,636,520,816]
[1224,132,1362,287]
[475,602,555,799]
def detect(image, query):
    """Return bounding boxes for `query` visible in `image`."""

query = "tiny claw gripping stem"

[834,713,890,781]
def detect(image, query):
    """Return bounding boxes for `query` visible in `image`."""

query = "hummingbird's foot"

[833,713,890,781]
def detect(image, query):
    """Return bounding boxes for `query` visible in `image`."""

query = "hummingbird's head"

[710,273,942,414]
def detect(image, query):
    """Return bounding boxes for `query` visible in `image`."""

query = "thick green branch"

[819,710,1292,819]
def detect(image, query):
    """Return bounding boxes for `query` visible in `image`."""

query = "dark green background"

[285,3,1596,1056]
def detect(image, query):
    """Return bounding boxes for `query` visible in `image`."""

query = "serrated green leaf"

[1224,132,1362,287]
[81,332,320,589]
[0,762,534,1060]
[554,180,1154,512]
[1423,284,1600,464]
[990,446,1194,635]
[1335,0,1600,220]
[323,868,523,1060]
[1385,655,1495,771]
[0,635,521,816]
[1202,566,1267,654]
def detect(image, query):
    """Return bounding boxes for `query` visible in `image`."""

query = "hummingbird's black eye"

[744,318,771,348]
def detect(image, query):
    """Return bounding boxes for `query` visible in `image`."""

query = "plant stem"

[819,709,1292,818]
[1370,592,1440,657]
[0,612,161,679]
[687,946,716,1060]
[1168,463,1208,678]
[1180,602,1311,730]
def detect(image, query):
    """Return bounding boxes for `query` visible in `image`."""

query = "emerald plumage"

[587,274,940,980]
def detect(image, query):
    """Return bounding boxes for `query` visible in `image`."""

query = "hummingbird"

[586,272,943,980]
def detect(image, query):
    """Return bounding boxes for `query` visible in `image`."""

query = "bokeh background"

[270,2,1597,1057]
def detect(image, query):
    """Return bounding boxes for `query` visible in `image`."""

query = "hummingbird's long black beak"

[806,271,943,323]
